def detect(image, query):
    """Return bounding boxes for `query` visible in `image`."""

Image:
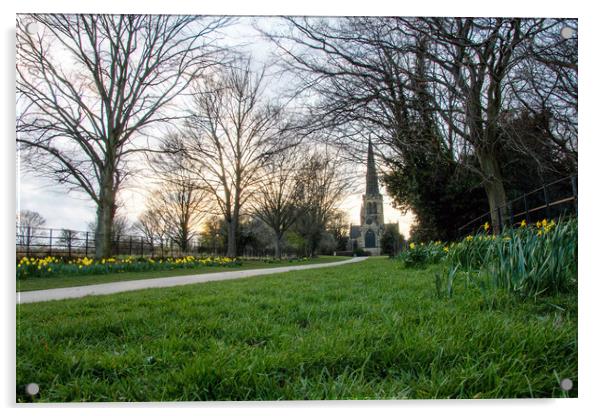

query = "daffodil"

[409,242,416,250]
[520,220,527,228]
[483,222,490,231]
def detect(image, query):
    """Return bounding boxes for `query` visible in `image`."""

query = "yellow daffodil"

[520,220,527,228]
[483,222,490,231]
[409,242,416,250]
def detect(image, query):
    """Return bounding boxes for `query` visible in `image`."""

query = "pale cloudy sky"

[17,156,416,238]
[16,16,416,238]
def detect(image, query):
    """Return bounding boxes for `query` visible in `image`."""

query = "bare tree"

[133,208,168,256]
[58,229,78,254]
[146,134,210,252]
[267,17,567,233]
[325,209,350,252]
[143,180,207,253]
[16,209,46,248]
[292,149,352,257]
[16,14,230,257]
[175,59,295,257]
[250,148,302,258]
[508,19,577,169]
[200,215,225,256]
[407,18,552,231]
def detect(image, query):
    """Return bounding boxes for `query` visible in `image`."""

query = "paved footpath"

[17,257,368,305]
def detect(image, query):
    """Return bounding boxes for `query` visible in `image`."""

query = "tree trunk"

[94,172,117,259]
[478,149,507,234]
[226,217,237,257]
[180,226,189,253]
[274,234,283,259]
[94,197,116,258]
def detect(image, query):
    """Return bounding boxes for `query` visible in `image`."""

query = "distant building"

[349,140,399,255]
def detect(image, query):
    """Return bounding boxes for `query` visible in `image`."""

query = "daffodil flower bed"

[16,255,242,280]
[448,217,577,297]
[398,217,577,298]
[398,241,448,268]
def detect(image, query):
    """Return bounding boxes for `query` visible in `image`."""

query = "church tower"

[358,139,384,254]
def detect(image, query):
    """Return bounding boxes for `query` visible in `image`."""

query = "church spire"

[365,139,380,196]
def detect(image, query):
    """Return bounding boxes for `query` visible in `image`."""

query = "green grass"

[16,258,577,401]
[17,256,350,292]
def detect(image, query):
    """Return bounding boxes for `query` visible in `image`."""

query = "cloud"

[17,174,96,230]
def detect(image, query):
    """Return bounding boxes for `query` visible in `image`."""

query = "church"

[349,140,399,256]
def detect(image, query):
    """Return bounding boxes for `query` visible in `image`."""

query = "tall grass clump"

[449,218,577,297]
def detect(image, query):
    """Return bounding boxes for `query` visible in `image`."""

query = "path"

[17,257,369,304]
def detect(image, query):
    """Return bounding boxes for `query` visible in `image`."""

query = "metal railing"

[457,175,577,238]
[15,227,305,259]
[15,227,214,259]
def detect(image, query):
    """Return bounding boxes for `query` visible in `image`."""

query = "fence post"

[85,232,89,257]
[68,235,72,258]
[49,229,52,257]
[140,236,144,257]
[508,201,514,228]
[571,175,578,214]
[129,236,133,256]
[26,226,31,257]
[523,194,530,224]
[543,183,551,219]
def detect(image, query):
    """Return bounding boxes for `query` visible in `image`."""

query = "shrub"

[353,248,371,257]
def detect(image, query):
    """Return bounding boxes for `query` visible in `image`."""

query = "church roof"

[366,139,380,196]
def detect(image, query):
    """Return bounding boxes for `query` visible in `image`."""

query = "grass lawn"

[16,258,577,401]
[16,256,351,292]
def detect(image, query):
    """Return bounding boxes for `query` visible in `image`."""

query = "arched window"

[364,229,376,248]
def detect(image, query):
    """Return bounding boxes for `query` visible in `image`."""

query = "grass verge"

[16,258,577,401]
[17,256,350,292]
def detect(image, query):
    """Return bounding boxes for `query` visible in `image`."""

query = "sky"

[17,153,416,238]
[15,16,418,238]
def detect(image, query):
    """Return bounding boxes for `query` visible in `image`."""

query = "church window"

[365,229,376,248]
